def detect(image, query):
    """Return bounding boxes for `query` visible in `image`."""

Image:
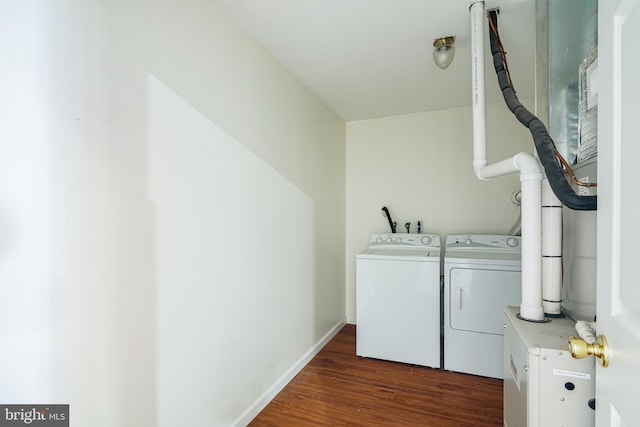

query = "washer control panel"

[445,234,521,251]
[369,233,441,250]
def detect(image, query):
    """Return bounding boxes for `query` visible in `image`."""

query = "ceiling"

[214,0,537,121]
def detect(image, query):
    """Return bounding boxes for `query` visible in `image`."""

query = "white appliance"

[503,306,595,427]
[356,233,441,368]
[444,234,522,378]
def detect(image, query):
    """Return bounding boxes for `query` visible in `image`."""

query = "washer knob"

[395,237,402,243]
[465,238,472,245]
[421,236,432,246]
[506,237,520,248]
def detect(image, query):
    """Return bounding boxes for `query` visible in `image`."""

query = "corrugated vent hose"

[487,10,597,211]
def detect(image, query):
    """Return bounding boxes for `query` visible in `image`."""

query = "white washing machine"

[356,233,441,368]
[444,234,522,378]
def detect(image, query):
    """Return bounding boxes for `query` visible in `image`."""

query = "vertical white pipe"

[471,1,488,177]
[542,179,563,315]
[470,0,545,322]
[519,178,544,321]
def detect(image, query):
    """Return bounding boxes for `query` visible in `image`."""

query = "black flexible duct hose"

[488,10,597,211]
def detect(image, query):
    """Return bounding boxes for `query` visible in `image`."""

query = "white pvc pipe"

[519,177,544,321]
[542,179,563,315]
[543,259,562,313]
[471,0,488,179]
[470,0,545,322]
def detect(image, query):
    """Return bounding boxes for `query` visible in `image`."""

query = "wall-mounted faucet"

[381,207,396,233]
[405,222,411,233]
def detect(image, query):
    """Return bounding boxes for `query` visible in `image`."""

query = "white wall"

[346,100,534,322]
[0,1,345,426]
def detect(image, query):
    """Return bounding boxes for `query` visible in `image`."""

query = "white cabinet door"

[596,0,640,424]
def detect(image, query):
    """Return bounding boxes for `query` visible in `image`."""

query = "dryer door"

[449,267,521,335]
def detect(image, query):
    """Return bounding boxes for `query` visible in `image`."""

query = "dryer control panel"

[446,234,521,251]
[369,233,441,251]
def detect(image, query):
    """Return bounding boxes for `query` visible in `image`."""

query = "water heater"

[503,307,595,427]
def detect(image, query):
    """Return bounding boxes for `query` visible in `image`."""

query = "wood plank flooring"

[250,324,503,426]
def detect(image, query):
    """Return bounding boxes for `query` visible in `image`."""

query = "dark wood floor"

[250,324,503,426]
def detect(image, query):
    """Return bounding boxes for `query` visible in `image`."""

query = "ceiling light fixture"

[433,36,456,69]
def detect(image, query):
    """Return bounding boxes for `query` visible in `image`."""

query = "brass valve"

[568,334,610,367]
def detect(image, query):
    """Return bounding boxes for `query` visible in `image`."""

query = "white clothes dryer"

[444,234,522,378]
[356,233,441,368]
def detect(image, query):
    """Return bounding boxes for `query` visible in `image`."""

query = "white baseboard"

[232,318,346,427]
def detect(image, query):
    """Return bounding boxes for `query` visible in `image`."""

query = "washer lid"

[357,249,440,261]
